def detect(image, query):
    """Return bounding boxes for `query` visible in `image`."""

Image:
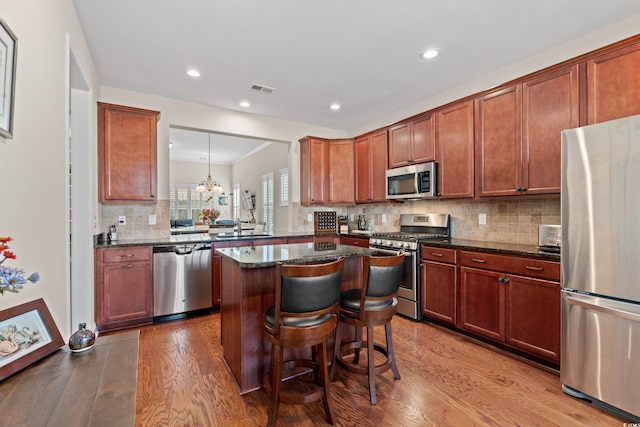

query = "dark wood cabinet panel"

[299,136,329,205]
[459,250,560,363]
[340,235,369,247]
[95,246,153,331]
[587,40,640,124]
[475,85,522,197]
[459,266,506,341]
[506,275,560,361]
[421,260,457,325]
[355,130,388,203]
[300,136,354,205]
[388,113,435,168]
[328,138,355,204]
[523,65,579,195]
[437,100,474,199]
[98,103,160,202]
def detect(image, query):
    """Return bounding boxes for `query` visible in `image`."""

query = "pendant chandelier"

[195,133,223,194]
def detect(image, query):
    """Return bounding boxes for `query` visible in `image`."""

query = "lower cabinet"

[458,250,560,363]
[94,246,153,331]
[420,246,457,325]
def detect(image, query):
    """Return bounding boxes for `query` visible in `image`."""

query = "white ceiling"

[74,1,640,158]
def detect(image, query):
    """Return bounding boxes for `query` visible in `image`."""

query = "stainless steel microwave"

[385,162,437,200]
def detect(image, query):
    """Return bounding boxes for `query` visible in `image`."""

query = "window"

[169,183,213,220]
[279,168,289,206]
[232,183,241,221]
[262,172,274,233]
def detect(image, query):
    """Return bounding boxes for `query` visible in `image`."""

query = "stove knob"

[403,242,411,249]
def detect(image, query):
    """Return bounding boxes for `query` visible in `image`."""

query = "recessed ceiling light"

[187,69,201,77]
[420,49,439,59]
[330,103,341,111]
[239,101,251,108]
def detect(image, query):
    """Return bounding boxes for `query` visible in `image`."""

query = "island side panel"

[220,256,243,389]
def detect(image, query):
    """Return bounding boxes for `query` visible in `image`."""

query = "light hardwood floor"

[133,313,624,426]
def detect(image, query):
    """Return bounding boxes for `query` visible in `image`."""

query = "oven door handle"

[369,247,407,256]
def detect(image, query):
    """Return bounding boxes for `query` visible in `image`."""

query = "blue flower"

[0,267,27,293]
[27,272,40,283]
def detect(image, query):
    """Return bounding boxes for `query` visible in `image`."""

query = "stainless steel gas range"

[369,213,450,320]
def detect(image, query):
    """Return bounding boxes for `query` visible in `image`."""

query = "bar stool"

[263,257,344,427]
[330,252,404,405]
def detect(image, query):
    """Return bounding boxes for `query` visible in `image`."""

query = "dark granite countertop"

[216,242,378,268]
[418,238,560,262]
[94,232,559,262]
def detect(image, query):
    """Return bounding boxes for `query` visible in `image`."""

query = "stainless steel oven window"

[369,247,417,300]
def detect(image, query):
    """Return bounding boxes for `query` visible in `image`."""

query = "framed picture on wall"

[0,17,17,139]
[0,299,64,381]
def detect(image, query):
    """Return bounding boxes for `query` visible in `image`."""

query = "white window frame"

[169,183,214,220]
[261,172,275,233]
[232,182,241,221]
[279,168,289,207]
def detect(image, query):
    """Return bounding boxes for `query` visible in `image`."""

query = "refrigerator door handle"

[566,295,640,323]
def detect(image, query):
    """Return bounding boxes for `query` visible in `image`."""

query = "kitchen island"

[217,242,377,394]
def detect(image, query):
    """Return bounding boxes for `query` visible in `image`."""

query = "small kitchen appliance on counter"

[338,215,349,234]
[538,224,561,253]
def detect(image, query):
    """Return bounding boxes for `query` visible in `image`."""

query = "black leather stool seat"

[265,307,332,328]
[339,289,396,312]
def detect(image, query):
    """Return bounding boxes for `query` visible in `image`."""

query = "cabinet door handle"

[121,254,134,258]
[471,258,486,263]
[431,253,443,257]
[498,277,504,283]
[525,266,544,271]
[504,278,511,283]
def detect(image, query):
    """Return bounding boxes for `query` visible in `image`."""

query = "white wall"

[0,0,101,338]
[232,142,290,232]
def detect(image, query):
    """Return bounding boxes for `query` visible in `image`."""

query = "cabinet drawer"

[341,236,370,247]
[420,246,456,264]
[459,251,559,281]
[102,246,151,264]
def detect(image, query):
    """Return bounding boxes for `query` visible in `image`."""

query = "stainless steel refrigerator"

[561,114,640,420]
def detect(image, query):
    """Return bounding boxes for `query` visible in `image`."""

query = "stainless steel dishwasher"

[153,243,212,321]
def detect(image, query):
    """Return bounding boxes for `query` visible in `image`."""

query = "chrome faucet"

[236,217,242,236]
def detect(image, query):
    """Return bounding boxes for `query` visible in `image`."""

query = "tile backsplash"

[293,198,560,246]
[100,200,171,240]
[104,197,560,245]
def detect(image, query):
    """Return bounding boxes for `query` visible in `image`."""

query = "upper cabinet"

[475,65,579,197]
[98,102,160,203]
[587,40,640,124]
[388,113,436,168]
[328,138,355,204]
[437,100,474,199]
[355,129,388,203]
[299,136,329,205]
[299,136,354,206]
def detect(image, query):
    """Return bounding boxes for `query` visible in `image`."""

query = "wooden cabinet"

[436,100,474,199]
[340,235,370,248]
[420,246,457,325]
[522,65,579,194]
[458,250,560,363]
[299,136,329,205]
[355,129,388,203]
[328,139,355,204]
[475,65,578,197]
[299,136,354,205]
[388,113,436,168]
[95,246,153,331]
[587,40,640,124]
[98,103,160,202]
